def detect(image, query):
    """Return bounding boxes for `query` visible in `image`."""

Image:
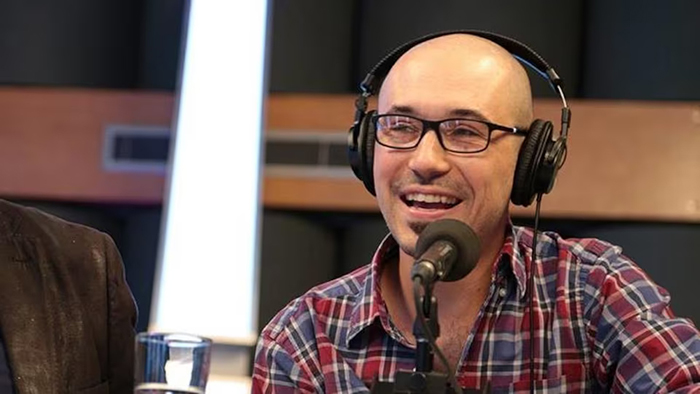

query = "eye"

[450,127,480,137]
[443,120,488,140]
[380,116,420,133]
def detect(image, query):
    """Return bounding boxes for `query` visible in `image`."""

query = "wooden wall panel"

[1,88,699,222]
[265,95,700,222]
[0,88,172,203]
[527,100,700,222]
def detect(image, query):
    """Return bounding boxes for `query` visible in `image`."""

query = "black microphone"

[411,219,481,285]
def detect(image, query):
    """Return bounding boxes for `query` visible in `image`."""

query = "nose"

[407,130,451,182]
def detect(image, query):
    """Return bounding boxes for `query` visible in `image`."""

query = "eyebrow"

[385,105,491,123]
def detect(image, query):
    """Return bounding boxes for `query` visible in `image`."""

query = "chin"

[391,221,427,258]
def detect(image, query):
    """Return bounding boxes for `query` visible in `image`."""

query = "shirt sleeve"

[584,252,700,393]
[251,332,318,394]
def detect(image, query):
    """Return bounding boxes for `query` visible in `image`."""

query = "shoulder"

[0,198,112,242]
[551,233,651,290]
[533,228,669,317]
[527,227,623,265]
[259,264,372,344]
[529,228,631,277]
[514,225,631,284]
[0,199,118,267]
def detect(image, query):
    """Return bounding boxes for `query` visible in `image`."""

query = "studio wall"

[1,1,699,351]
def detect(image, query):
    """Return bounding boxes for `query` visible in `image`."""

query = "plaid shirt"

[253,225,700,393]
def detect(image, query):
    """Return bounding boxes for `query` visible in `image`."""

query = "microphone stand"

[371,283,454,394]
[371,282,489,394]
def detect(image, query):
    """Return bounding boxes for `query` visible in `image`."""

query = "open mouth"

[401,192,462,210]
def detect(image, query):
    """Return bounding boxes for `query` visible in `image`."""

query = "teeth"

[405,193,457,205]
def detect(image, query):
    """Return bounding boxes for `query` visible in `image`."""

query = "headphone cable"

[529,193,543,394]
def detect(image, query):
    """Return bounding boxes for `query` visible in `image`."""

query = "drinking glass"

[134,332,212,394]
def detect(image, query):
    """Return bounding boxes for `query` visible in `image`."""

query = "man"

[253,33,700,392]
[0,199,137,393]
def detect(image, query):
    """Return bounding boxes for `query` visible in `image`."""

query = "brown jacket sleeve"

[103,234,138,394]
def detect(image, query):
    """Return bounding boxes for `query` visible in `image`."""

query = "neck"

[382,220,509,340]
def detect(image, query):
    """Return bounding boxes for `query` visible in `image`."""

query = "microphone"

[411,219,481,285]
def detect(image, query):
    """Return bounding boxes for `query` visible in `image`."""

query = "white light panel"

[150,0,269,345]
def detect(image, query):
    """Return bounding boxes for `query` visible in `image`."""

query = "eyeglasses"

[373,113,528,154]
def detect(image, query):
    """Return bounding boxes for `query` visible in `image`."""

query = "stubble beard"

[398,220,429,258]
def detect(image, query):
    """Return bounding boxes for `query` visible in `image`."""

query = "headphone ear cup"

[347,107,377,196]
[345,109,379,196]
[348,114,364,181]
[511,119,553,207]
[358,110,377,196]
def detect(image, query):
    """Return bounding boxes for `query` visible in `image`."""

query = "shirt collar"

[346,233,398,345]
[500,222,532,300]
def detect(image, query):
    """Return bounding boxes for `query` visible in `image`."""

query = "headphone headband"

[361,29,563,96]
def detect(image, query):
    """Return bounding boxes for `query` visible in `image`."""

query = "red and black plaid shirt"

[253,225,700,393]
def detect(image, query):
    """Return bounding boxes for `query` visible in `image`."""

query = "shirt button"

[498,287,507,298]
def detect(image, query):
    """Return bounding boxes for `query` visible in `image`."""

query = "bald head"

[378,34,533,128]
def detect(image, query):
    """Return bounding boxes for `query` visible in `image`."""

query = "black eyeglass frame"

[372,113,529,154]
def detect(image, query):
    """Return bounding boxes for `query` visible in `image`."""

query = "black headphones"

[347,30,572,207]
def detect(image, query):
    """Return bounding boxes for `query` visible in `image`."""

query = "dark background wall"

[1,0,699,335]
[0,0,185,89]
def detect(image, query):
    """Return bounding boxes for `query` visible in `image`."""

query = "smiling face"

[373,34,533,257]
